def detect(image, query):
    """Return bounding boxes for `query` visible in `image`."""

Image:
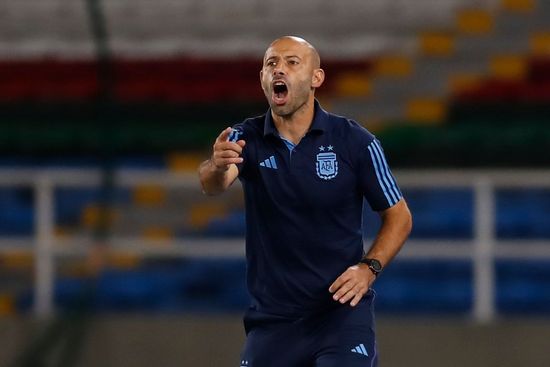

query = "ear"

[260,69,267,92]
[312,68,325,88]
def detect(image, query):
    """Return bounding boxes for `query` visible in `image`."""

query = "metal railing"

[0,169,549,322]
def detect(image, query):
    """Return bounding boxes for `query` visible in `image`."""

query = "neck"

[272,98,315,145]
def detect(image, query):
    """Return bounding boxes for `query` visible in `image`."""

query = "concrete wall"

[3,315,550,367]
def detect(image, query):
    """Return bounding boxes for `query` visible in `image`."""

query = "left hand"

[329,264,375,307]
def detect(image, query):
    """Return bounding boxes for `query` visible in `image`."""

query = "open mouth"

[272,81,288,105]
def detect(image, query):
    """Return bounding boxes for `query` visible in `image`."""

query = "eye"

[288,60,299,65]
[266,60,276,67]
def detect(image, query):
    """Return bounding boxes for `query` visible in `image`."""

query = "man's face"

[260,38,323,117]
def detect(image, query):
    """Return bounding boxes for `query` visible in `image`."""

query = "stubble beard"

[270,103,294,117]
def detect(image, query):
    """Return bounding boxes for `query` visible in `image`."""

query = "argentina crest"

[316,146,338,180]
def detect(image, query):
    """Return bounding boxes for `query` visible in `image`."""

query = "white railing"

[0,169,549,322]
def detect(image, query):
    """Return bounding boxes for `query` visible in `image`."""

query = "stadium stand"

[0,0,549,316]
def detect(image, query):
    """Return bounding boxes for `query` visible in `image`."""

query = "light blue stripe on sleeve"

[373,140,402,201]
[367,144,394,206]
[369,143,398,205]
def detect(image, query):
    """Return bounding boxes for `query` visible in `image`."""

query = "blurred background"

[0,0,549,366]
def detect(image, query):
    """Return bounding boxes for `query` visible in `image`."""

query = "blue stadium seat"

[375,260,473,314]
[496,189,550,239]
[203,210,246,237]
[0,188,33,235]
[403,189,474,239]
[496,260,550,314]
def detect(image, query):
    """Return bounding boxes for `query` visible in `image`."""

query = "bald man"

[199,36,412,367]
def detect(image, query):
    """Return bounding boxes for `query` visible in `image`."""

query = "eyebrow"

[264,55,302,63]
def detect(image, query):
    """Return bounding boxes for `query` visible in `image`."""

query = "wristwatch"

[359,258,382,276]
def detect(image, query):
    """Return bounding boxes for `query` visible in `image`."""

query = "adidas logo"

[259,156,278,169]
[351,343,369,356]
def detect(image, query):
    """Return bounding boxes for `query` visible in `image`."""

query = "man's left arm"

[329,198,412,306]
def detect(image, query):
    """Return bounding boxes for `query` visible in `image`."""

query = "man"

[198,36,412,367]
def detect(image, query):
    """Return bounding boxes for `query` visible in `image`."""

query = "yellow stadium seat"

[143,226,173,241]
[108,252,141,269]
[457,9,494,34]
[188,202,227,229]
[406,98,447,124]
[167,153,204,172]
[133,185,167,207]
[60,259,90,277]
[501,0,535,12]
[81,204,119,229]
[373,55,414,78]
[1,250,33,269]
[55,225,71,238]
[530,32,550,55]
[334,72,372,97]
[490,54,527,80]
[0,294,15,316]
[420,32,455,57]
[448,73,484,94]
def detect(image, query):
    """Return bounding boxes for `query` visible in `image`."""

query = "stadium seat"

[1,251,33,269]
[501,0,536,13]
[187,203,228,231]
[0,188,33,235]
[0,294,16,316]
[334,72,372,97]
[166,153,204,173]
[142,226,173,241]
[419,32,455,57]
[456,9,494,35]
[405,97,447,123]
[489,54,528,80]
[81,204,120,230]
[133,185,167,207]
[448,72,483,94]
[373,55,414,78]
[530,32,550,55]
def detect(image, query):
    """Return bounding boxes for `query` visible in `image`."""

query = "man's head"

[260,36,325,118]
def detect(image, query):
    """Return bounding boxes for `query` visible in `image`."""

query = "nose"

[273,65,286,76]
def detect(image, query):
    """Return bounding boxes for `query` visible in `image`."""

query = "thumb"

[215,127,232,143]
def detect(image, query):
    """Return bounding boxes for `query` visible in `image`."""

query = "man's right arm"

[198,127,246,195]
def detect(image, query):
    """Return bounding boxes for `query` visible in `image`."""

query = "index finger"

[215,127,233,143]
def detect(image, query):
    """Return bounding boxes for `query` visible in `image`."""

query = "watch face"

[370,259,382,272]
[361,258,382,272]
